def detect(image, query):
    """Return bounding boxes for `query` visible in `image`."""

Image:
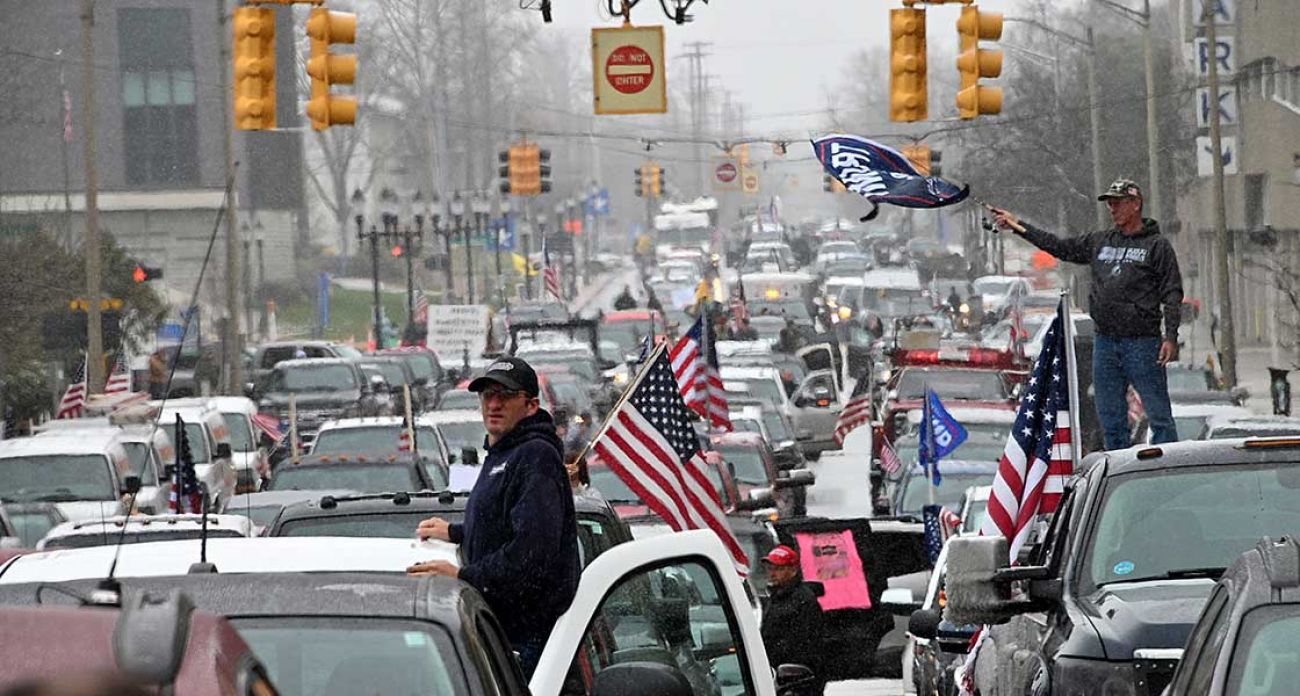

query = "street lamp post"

[352,193,385,351]
[451,192,472,304]
[472,193,490,306]
[429,194,454,304]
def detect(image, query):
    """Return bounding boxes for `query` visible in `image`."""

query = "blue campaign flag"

[919,389,969,485]
[810,133,970,221]
[922,504,946,567]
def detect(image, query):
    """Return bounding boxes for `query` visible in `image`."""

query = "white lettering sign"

[1196,86,1238,128]
[1194,37,1235,77]
[1197,135,1238,177]
[426,304,490,364]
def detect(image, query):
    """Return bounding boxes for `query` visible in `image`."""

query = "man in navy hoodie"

[407,356,579,677]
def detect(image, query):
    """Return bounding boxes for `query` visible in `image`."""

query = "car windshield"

[1210,425,1300,439]
[1166,368,1211,392]
[121,443,159,486]
[727,377,784,407]
[861,287,924,309]
[974,279,1015,295]
[439,390,479,410]
[1084,461,1300,590]
[717,445,769,485]
[897,369,1006,401]
[276,365,357,392]
[6,508,60,548]
[963,499,988,533]
[894,439,1006,467]
[0,454,115,502]
[43,527,246,550]
[761,411,793,441]
[660,226,711,247]
[160,423,211,464]
[232,618,466,696]
[311,426,439,456]
[435,421,485,453]
[900,472,993,515]
[268,464,421,493]
[589,466,641,503]
[602,323,651,355]
[749,301,811,323]
[276,511,465,538]
[222,414,256,452]
[731,418,762,435]
[390,353,437,382]
[1175,416,1209,440]
[824,258,871,275]
[1227,607,1300,695]
[360,362,409,386]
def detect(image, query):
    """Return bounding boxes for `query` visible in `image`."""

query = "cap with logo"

[762,545,799,567]
[467,356,540,398]
[1098,178,1142,201]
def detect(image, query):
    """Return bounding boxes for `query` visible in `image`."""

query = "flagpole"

[924,385,936,508]
[1060,289,1083,469]
[569,339,671,469]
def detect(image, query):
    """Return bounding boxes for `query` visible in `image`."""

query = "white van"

[205,396,269,493]
[0,431,136,523]
[154,402,238,511]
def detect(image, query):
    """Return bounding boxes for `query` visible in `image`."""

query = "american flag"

[251,413,286,443]
[397,415,415,453]
[170,415,204,514]
[415,292,429,326]
[55,357,88,419]
[592,347,749,574]
[104,354,132,394]
[833,378,873,445]
[542,236,563,301]
[669,312,730,431]
[879,437,904,476]
[979,301,1075,562]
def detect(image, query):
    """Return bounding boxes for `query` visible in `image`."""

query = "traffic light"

[538,148,552,193]
[132,265,163,283]
[232,7,276,131]
[889,8,927,123]
[956,5,1004,119]
[306,8,357,131]
[499,143,551,196]
[649,165,663,197]
[901,145,932,175]
[391,245,404,257]
[635,165,649,197]
[497,149,511,194]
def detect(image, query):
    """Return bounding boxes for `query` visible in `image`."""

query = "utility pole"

[681,41,711,196]
[1086,27,1106,230]
[217,0,242,393]
[1141,0,1161,219]
[1205,4,1236,386]
[80,0,103,393]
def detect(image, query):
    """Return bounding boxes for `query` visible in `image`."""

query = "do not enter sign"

[592,25,666,115]
[716,162,738,183]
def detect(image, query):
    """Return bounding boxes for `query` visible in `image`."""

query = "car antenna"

[189,481,216,574]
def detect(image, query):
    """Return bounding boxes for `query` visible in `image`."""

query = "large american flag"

[104,354,132,395]
[55,357,88,419]
[833,377,872,445]
[542,236,563,301]
[980,302,1074,561]
[669,313,730,431]
[592,347,749,574]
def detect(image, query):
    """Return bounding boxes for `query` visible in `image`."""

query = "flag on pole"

[415,292,429,326]
[56,357,88,419]
[104,354,132,395]
[251,413,286,443]
[543,236,563,301]
[833,378,872,445]
[170,415,204,514]
[669,312,730,431]
[810,133,970,221]
[878,437,905,476]
[979,300,1076,561]
[591,346,749,574]
[918,389,968,486]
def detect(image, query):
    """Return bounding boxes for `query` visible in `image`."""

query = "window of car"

[0,454,117,502]
[311,426,439,456]
[899,471,992,516]
[895,369,1007,401]
[160,422,211,464]
[761,411,794,442]
[1167,585,1231,695]
[715,445,769,486]
[222,414,256,453]
[272,365,358,392]
[6,507,63,548]
[435,421,486,454]
[358,361,409,387]
[1226,604,1300,695]
[439,390,479,411]
[574,559,758,696]
[275,511,462,538]
[1166,368,1212,392]
[232,617,467,696]
[121,442,160,486]
[268,464,422,493]
[589,466,642,504]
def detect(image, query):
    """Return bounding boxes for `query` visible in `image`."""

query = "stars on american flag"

[631,357,702,463]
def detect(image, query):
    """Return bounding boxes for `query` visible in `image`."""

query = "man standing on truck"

[408,357,579,677]
[989,178,1183,449]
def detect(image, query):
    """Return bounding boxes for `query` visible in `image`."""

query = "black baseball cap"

[467,356,539,397]
[1098,178,1142,201]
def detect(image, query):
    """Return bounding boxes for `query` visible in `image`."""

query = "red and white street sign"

[592,25,666,115]
[716,162,738,183]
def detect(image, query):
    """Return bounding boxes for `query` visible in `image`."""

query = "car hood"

[55,500,124,524]
[1080,579,1216,659]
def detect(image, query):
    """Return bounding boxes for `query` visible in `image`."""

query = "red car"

[710,432,814,518]
[878,347,1023,445]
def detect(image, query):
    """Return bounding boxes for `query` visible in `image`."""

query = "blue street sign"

[584,188,611,217]
[157,322,184,343]
[486,216,516,251]
[317,272,331,328]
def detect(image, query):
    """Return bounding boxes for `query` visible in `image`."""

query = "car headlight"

[1052,657,1137,696]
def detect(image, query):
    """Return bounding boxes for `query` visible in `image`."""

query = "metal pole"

[218,0,241,393]
[80,0,104,392]
[1141,0,1161,220]
[523,223,534,301]
[370,225,383,350]
[405,227,415,325]
[1205,7,1236,386]
[1086,27,1106,230]
[462,215,474,304]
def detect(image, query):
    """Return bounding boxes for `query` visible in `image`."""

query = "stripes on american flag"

[415,293,429,325]
[878,437,904,476]
[170,415,204,514]
[104,354,132,394]
[979,301,1073,562]
[542,236,563,301]
[56,357,88,419]
[668,313,730,431]
[251,413,286,443]
[833,378,872,445]
[592,347,749,575]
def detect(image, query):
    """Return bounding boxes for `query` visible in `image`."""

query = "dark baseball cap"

[467,356,539,397]
[1098,178,1142,201]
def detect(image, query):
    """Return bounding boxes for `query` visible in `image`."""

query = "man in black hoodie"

[989,178,1183,449]
[408,356,579,677]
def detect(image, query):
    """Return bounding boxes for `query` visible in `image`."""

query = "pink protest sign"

[795,530,872,611]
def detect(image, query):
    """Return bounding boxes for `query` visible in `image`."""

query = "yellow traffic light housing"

[306,8,357,131]
[956,6,1004,119]
[639,164,654,197]
[649,165,663,197]
[232,7,276,131]
[901,145,932,175]
[889,8,927,123]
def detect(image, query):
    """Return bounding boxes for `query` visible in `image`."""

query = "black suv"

[1163,535,1300,695]
[251,358,388,443]
[940,438,1300,696]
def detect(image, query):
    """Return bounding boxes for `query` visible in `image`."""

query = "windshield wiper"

[29,491,84,503]
[1099,566,1227,586]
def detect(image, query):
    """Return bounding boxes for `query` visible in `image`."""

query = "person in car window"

[761,545,828,695]
[408,356,579,678]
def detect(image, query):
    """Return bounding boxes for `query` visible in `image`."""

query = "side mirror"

[1231,386,1250,404]
[881,587,919,616]
[120,474,142,495]
[591,662,692,696]
[113,590,194,684]
[460,447,480,467]
[775,468,815,489]
[944,535,1040,626]
[735,487,774,511]
[907,607,942,640]
[775,664,817,696]
[215,443,233,460]
[243,382,256,399]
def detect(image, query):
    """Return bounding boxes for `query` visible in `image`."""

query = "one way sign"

[1197,135,1238,177]
[1196,86,1238,128]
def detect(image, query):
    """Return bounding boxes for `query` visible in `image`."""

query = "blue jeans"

[512,630,548,680]
[1093,335,1177,449]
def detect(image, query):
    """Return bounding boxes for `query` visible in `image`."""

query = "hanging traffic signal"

[132,265,163,283]
[956,5,1004,119]
[901,145,932,175]
[391,245,404,257]
[649,165,663,197]
[500,142,550,196]
[635,166,646,197]
[306,8,357,131]
[889,8,927,122]
[537,148,552,193]
[497,149,511,194]
[232,7,276,131]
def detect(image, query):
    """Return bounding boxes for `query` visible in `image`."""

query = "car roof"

[1203,414,1300,428]
[710,432,768,448]
[274,489,618,522]
[0,432,122,457]
[0,537,459,584]
[1098,437,1300,477]
[602,310,660,323]
[719,365,780,378]
[316,416,429,432]
[43,514,254,539]
[272,358,354,369]
[906,408,1017,425]
[1169,403,1252,418]
[421,410,482,424]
